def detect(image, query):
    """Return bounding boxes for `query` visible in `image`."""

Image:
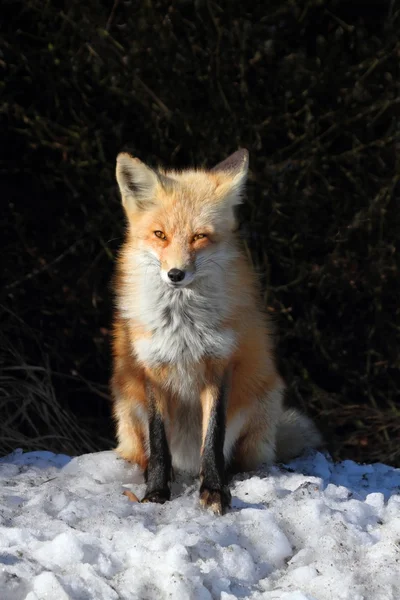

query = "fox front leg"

[199,369,232,515]
[141,383,172,504]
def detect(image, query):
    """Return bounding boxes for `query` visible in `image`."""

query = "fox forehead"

[158,169,225,206]
[139,171,229,232]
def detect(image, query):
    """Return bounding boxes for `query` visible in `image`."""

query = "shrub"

[1,0,399,464]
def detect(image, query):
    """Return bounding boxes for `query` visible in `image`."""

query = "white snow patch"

[0,448,399,599]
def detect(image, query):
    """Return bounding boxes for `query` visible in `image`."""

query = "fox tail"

[275,408,323,463]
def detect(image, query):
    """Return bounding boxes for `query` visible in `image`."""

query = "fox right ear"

[211,149,249,206]
[116,153,159,211]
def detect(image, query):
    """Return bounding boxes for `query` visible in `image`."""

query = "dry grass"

[0,313,112,456]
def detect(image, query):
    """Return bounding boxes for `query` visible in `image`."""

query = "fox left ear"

[211,148,249,205]
[116,153,159,212]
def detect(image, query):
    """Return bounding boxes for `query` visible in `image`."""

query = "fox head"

[115,149,249,289]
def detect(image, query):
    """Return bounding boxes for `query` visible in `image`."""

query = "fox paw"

[199,486,231,516]
[141,489,170,504]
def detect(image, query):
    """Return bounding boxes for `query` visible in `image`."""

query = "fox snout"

[159,243,196,287]
[161,265,195,287]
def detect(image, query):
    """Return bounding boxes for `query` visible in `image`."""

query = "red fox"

[111,149,322,514]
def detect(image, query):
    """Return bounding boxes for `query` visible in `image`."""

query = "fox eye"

[193,233,207,242]
[154,231,167,240]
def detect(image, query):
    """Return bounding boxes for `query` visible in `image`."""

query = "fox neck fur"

[118,239,242,368]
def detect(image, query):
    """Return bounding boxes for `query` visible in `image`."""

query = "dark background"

[1,0,399,465]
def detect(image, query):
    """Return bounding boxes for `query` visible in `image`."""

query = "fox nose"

[168,268,185,283]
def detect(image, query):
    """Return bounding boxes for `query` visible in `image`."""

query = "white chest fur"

[127,274,237,369]
[134,317,236,367]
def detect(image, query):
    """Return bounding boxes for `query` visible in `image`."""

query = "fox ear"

[116,153,159,211]
[211,149,249,206]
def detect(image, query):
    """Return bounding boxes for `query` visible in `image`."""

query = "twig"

[106,0,120,31]
[5,238,85,291]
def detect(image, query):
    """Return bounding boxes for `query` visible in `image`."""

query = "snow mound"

[0,449,399,599]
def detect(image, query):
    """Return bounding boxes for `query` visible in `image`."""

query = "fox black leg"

[142,385,171,505]
[199,376,231,515]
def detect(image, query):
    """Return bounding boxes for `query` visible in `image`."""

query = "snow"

[0,449,399,600]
